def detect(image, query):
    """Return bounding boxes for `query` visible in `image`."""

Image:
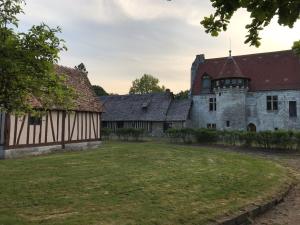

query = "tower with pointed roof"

[190,49,300,131]
[213,51,250,130]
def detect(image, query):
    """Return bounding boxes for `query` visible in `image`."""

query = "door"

[247,123,256,132]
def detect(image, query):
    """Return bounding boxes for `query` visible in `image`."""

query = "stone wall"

[215,87,247,130]
[192,89,300,131]
[246,90,300,131]
[191,94,217,128]
[0,141,102,159]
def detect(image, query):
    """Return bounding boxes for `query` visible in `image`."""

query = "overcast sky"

[19,0,300,94]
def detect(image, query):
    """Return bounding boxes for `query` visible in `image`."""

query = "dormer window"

[201,73,211,93]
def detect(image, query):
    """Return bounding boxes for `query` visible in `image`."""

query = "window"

[207,123,216,129]
[28,115,42,126]
[289,101,297,117]
[226,121,230,127]
[202,74,211,93]
[209,98,216,111]
[267,96,278,111]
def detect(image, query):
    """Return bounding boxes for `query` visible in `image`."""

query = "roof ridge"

[205,49,292,61]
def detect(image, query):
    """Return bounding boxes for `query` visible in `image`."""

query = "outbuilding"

[0,66,103,159]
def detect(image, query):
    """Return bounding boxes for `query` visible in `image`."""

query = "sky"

[18,0,300,94]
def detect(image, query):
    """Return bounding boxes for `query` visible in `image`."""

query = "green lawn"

[0,142,293,225]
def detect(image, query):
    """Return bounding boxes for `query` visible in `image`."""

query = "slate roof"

[192,50,300,95]
[166,99,192,121]
[100,93,191,122]
[30,65,102,112]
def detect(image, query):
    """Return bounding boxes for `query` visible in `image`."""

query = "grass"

[0,141,293,225]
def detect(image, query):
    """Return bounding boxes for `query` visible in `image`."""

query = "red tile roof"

[30,65,103,112]
[192,50,300,95]
[217,56,248,79]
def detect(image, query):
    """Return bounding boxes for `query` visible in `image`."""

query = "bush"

[116,128,144,141]
[101,128,113,140]
[165,127,299,151]
[166,128,195,143]
[194,129,218,144]
[219,130,242,146]
[239,131,257,147]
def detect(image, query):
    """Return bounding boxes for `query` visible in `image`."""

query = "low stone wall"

[0,141,102,159]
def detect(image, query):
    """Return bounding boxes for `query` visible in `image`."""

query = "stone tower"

[213,51,250,130]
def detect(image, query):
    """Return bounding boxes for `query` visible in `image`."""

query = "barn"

[0,66,103,159]
[99,90,192,136]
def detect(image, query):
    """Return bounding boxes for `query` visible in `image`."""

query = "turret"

[214,51,250,130]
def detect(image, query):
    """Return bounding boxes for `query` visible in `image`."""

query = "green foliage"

[174,90,189,100]
[166,128,300,150]
[92,85,108,96]
[199,0,300,51]
[129,74,166,94]
[292,40,300,55]
[116,128,145,141]
[239,131,257,147]
[166,128,195,143]
[194,128,218,144]
[0,0,75,114]
[101,128,113,140]
[0,142,291,225]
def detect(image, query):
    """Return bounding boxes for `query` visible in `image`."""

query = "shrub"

[194,129,218,144]
[239,131,257,147]
[256,131,273,149]
[294,132,300,150]
[166,128,195,143]
[116,128,144,141]
[101,128,113,140]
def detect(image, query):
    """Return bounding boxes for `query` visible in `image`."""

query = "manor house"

[190,50,300,131]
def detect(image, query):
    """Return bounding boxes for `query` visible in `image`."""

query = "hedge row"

[102,128,145,141]
[166,128,300,150]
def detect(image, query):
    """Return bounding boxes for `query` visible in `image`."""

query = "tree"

[129,74,166,94]
[92,85,108,96]
[174,90,189,100]
[0,0,74,114]
[75,63,88,75]
[200,0,300,52]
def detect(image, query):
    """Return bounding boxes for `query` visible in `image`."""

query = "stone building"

[191,50,300,131]
[0,66,103,159]
[99,91,192,136]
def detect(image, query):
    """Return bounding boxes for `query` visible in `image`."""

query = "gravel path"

[190,144,300,225]
[252,155,300,225]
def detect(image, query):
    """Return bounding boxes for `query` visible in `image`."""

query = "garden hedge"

[166,128,300,150]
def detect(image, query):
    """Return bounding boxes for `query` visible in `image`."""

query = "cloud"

[17,1,300,94]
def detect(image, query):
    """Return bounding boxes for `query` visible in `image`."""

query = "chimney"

[165,89,174,99]
[191,54,205,94]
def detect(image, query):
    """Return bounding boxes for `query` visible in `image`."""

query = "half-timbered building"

[0,66,103,159]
